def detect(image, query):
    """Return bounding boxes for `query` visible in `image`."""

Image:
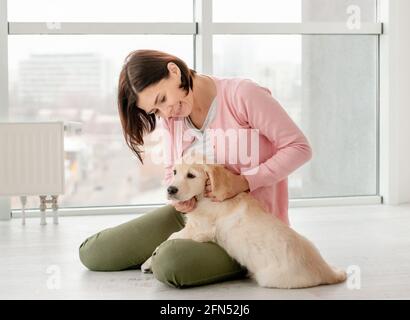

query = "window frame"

[0,0,384,219]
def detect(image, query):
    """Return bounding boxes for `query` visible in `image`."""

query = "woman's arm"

[233,79,313,192]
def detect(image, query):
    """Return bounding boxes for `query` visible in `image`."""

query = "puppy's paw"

[141,256,153,273]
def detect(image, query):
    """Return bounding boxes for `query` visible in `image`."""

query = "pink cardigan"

[159,75,312,226]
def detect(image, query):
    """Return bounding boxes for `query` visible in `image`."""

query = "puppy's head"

[166,154,230,202]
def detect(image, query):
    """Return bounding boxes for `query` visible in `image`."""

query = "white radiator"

[0,121,66,225]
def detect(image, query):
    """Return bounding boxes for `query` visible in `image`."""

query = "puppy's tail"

[326,266,347,284]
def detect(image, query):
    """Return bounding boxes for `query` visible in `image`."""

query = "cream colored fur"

[142,158,347,289]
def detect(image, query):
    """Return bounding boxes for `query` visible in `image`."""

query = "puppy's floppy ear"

[203,164,231,201]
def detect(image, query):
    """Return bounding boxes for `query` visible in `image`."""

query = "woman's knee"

[150,239,191,288]
[78,231,108,271]
[151,239,247,288]
[78,227,134,272]
[78,226,144,272]
[78,233,97,271]
[78,205,185,272]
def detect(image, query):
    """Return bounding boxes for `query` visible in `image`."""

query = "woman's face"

[137,62,194,119]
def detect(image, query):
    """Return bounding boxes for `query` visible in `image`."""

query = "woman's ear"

[203,164,230,201]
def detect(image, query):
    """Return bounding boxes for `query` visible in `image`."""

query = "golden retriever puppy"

[142,157,346,289]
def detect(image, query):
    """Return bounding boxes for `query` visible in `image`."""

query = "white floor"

[1,203,410,300]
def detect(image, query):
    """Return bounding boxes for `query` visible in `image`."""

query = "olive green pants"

[78,204,247,288]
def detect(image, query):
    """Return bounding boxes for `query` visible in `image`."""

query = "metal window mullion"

[0,0,8,121]
[212,22,382,35]
[0,0,11,220]
[376,34,381,198]
[194,0,213,74]
[8,22,383,36]
[8,22,197,35]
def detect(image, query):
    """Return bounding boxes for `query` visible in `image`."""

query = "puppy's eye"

[173,169,176,175]
[187,172,196,179]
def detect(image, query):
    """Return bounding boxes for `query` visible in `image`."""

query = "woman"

[79,49,312,288]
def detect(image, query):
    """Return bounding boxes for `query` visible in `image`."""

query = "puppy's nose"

[167,186,178,195]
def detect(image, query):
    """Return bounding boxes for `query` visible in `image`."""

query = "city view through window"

[7,0,378,210]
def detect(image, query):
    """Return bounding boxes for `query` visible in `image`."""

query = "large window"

[4,0,381,211]
[8,36,192,209]
[213,0,378,199]
[214,34,377,198]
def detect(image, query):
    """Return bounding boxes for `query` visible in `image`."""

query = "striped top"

[183,97,218,162]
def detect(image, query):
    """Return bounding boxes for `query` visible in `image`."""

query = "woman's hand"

[204,173,250,202]
[171,197,197,213]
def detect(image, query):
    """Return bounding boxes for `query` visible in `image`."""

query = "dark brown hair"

[117,49,197,163]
